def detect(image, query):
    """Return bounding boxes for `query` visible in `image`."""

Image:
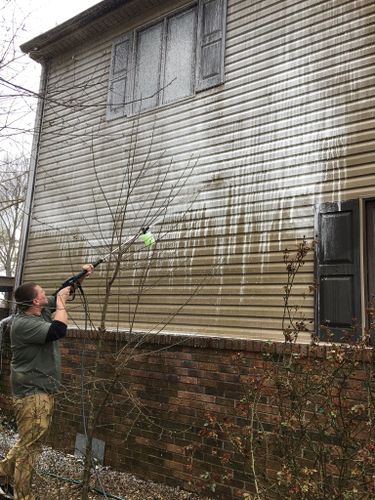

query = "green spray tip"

[140,227,155,247]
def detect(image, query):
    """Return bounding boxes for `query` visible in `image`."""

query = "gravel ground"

[0,424,210,500]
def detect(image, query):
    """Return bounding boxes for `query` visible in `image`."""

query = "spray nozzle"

[140,227,156,247]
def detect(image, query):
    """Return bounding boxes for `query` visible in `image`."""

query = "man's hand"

[82,263,94,276]
[75,263,94,286]
[56,286,71,304]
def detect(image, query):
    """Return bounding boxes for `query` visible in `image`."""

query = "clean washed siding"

[22,0,375,341]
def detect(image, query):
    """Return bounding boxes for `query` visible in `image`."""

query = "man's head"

[14,282,48,312]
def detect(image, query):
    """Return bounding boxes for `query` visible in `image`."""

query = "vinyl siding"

[22,0,375,341]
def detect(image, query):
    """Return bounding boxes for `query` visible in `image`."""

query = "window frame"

[131,5,198,114]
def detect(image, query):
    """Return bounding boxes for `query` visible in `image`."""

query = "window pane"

[133,22,163,113]
[163,8,196,104]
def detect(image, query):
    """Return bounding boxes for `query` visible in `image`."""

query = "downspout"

[14,61,49,290]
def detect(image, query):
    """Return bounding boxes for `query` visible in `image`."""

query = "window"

[107,0,227,120]
[315,199,375,342]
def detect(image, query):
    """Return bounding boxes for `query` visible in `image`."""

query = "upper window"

[107,0,227,120]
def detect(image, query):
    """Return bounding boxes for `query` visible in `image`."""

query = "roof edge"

[20,0,129,59]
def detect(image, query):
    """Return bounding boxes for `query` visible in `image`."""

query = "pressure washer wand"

[53,227,155,295]
[53,257,104,295]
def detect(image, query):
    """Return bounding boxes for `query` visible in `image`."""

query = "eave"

[20,0,164,62]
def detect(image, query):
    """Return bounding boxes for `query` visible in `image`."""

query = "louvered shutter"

[107,33,133,120]
[315,200,361,341]
[196,0,227,92]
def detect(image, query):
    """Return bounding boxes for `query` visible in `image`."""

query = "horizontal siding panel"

[22,258,315,276]
[39,43,375,158]
[33,127,375,198]
[73,292,314,308]
[23,267,314,286]
[39,86,375,168]
[36,115,375,195]
[40,38,375,142]
[62,313,313,340]
[33,146,375,206]
[39,67,375,168]
[227,1,372,52]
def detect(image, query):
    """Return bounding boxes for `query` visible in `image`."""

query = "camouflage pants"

[0,393,54,500]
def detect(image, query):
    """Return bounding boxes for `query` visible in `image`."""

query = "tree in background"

[0,0,36,152]
[0,154,27,275]
[0,1,36,277]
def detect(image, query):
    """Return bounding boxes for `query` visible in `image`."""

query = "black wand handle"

[53,258,103,295]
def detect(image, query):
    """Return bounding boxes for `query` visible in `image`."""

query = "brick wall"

[52,330,259,499]
[1,330,373,499]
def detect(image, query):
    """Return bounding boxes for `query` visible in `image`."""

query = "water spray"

[53,227,155,295]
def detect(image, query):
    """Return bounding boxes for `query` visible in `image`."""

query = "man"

[0,264,93,499]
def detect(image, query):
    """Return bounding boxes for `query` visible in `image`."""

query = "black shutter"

[107,33,133,120]
[196,0,227,92]
[315,200,361,342]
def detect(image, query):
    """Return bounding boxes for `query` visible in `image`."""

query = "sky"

[22,0,100,39]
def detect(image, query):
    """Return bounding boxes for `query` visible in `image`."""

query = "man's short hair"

[14,282,38,311]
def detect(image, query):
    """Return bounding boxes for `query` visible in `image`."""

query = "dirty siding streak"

[22,0,375,341]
